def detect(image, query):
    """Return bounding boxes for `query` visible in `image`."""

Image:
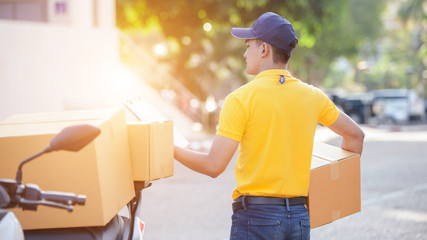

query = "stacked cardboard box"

[0,108,135,229]
[124,98,175,181]
[127,121,174,181]
[0,107,175,229]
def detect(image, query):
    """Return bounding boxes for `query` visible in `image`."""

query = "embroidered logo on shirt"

[279,75,286,84]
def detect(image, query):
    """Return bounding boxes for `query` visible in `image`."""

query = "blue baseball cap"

[231,12,298,53]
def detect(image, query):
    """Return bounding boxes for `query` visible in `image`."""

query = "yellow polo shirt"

[217,69,340,200]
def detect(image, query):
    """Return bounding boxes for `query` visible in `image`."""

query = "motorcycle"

[0,124,146,240]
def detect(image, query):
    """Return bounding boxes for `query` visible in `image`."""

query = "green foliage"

[398,0,426,23]
[345,0,427,93]
[116,0,387,98]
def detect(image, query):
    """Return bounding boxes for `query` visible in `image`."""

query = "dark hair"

[256,39,297,64]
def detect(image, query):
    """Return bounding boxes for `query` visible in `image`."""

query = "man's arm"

[174,135,239,178]
[327,112,365,155]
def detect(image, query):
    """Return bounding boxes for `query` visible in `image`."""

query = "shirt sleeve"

[317,91,341,126]
[216,94,246,142]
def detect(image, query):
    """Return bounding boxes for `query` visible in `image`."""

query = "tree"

[340,0,427,93]
[398,0,426,95]
[116,0,386,99]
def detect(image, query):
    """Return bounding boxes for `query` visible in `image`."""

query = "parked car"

[340,93,373,124]
[325,88,347,108]
[371,89,425,124]
[425,98,427,116]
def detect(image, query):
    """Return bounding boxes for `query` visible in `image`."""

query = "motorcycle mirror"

[16,124,101,184]
[47,124,101,152]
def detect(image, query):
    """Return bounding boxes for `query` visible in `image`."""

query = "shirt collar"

[254,69,297,82]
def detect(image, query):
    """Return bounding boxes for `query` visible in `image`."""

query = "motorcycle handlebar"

[0,179,86,212]
[41,190,86,206]
[19,198,74,212]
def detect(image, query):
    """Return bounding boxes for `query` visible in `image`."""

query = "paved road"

[140,125,427,240]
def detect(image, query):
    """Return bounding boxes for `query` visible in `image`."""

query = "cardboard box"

[309,141,361,229]
[0,109,135,229]
[127,121,174,181]
[123,98,175,181]
[5,107,175,182]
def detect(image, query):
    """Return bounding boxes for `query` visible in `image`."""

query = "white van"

[372,89,425,124]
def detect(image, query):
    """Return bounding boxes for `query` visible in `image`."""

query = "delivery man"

[174,12,364,240]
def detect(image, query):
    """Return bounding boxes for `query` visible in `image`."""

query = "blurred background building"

[0,0,426,135]
[0,0,208,140]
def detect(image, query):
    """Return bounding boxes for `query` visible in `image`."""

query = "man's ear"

[260,42,270,57]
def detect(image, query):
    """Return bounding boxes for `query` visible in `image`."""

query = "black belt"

[232,196,307,212]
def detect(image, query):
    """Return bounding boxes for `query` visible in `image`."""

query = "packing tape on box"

[330,162,340,181]
[332,210,341,220]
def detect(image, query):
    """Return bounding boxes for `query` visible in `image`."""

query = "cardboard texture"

[0,109,135,229]
[309,141,361,229]
[127,121,174,181]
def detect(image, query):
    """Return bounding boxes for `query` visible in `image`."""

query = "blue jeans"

[230,202,310,240]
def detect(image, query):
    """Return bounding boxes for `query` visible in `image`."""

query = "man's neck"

[257,62,287,74]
